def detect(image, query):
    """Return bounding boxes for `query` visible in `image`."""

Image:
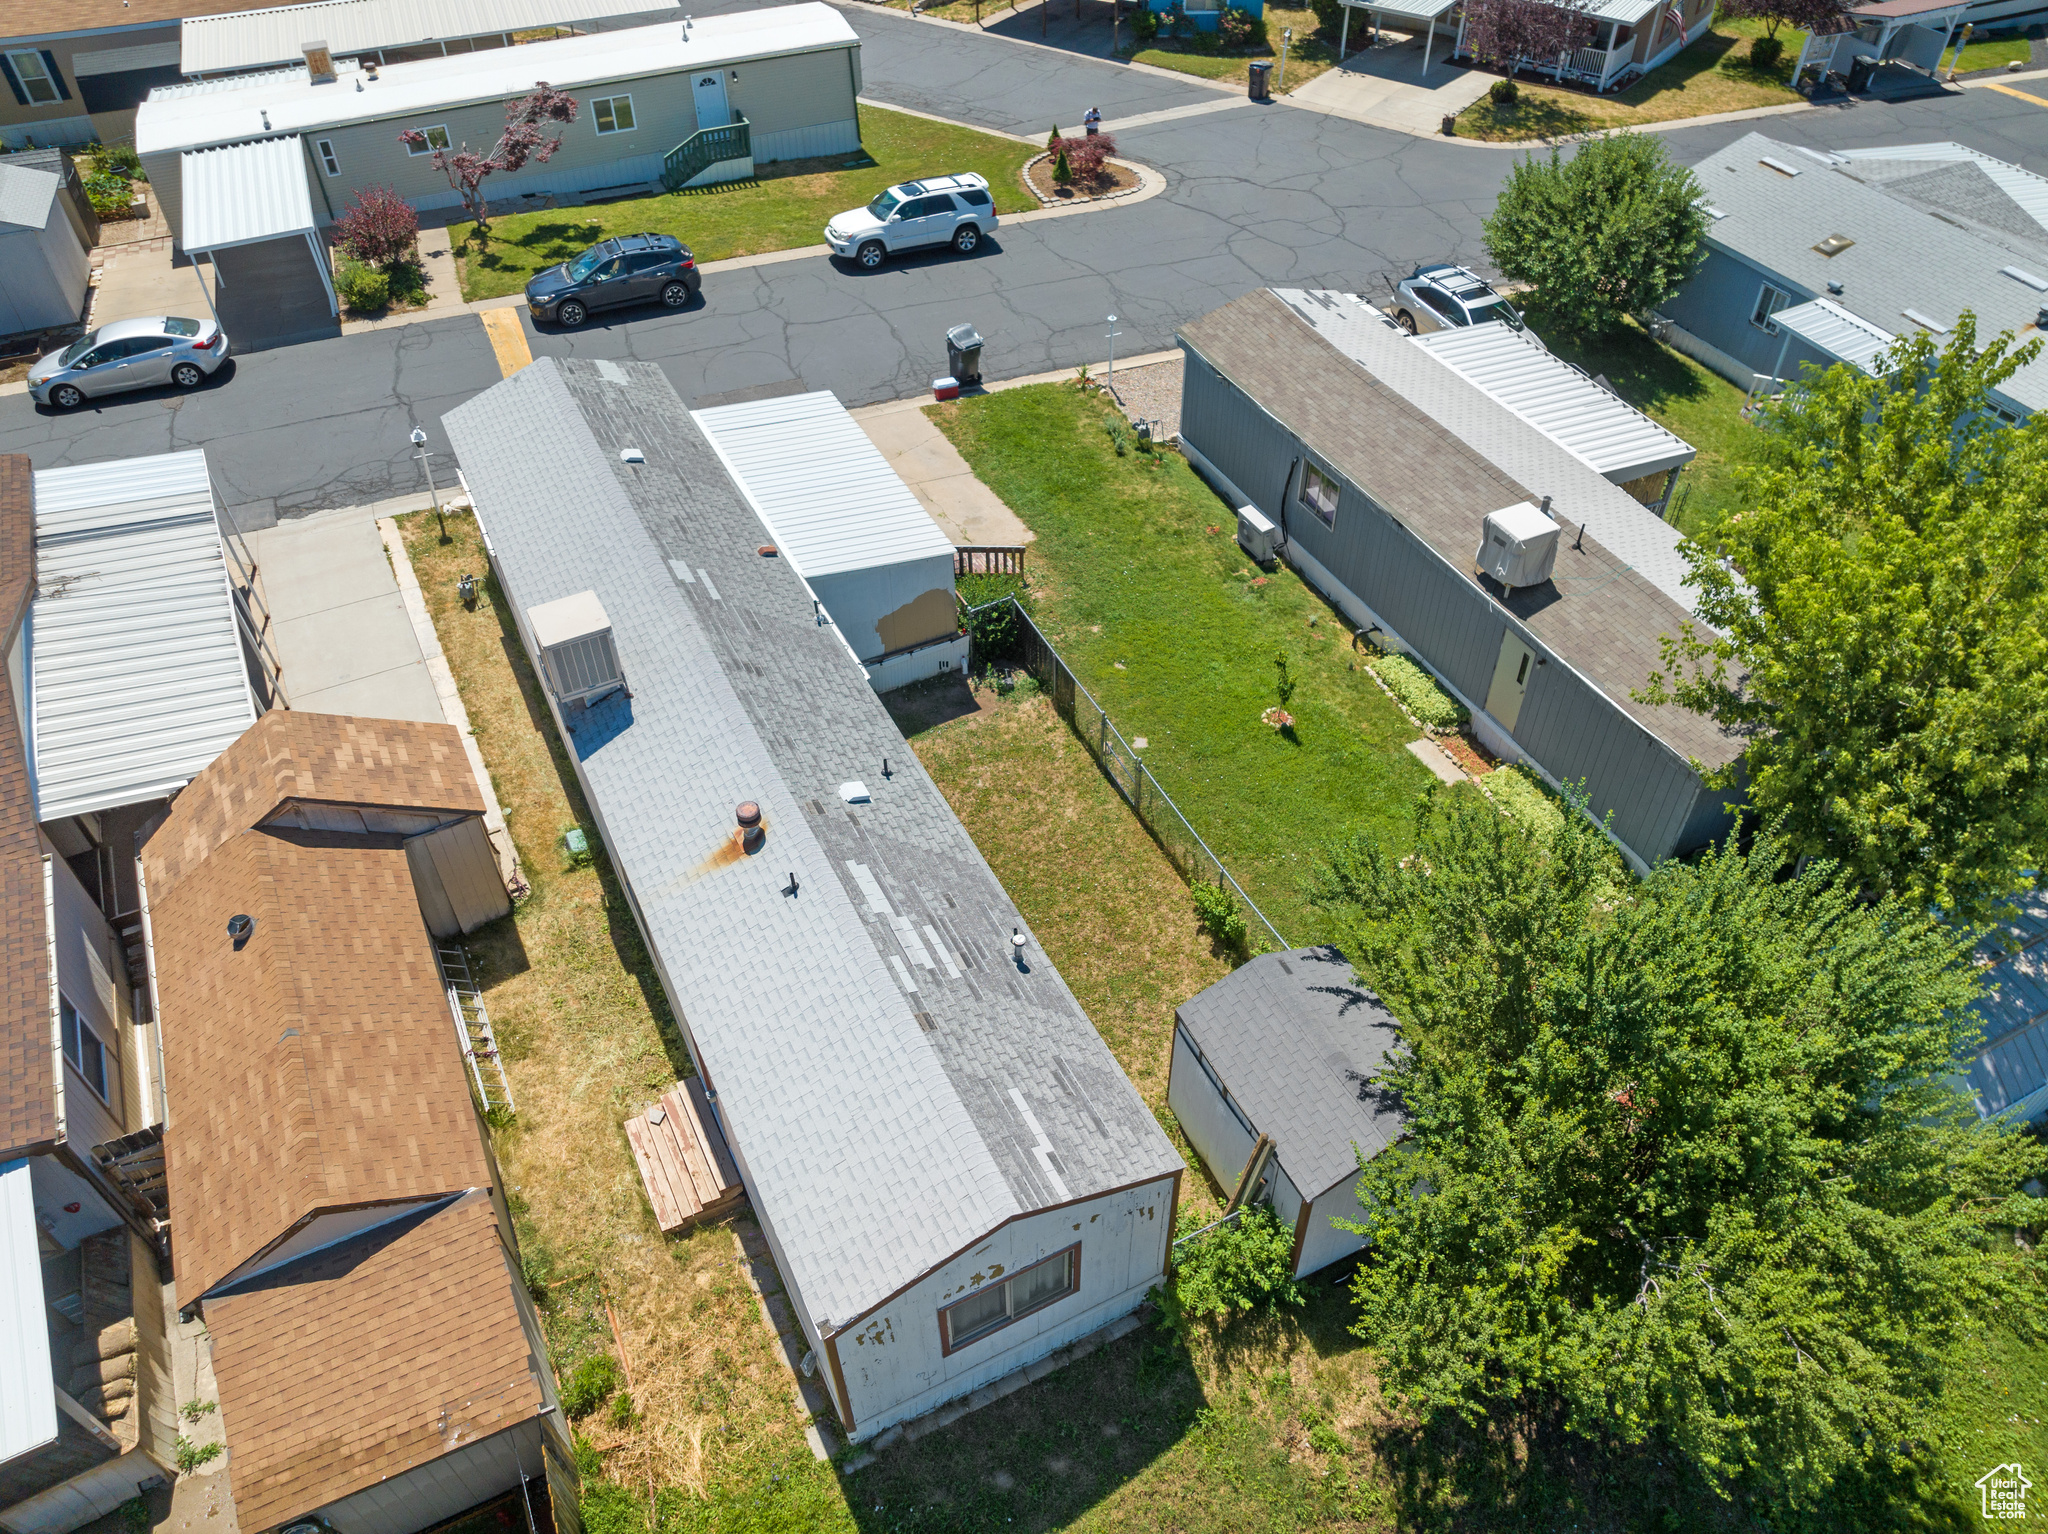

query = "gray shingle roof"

[1175,947,1403,1199]
[0,164,58,232]
[443,359,1180,1330]
[1184,289,1742,771]
[1695,133,2048,412]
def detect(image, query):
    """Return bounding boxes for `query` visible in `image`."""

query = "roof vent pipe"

[736,801,764,852]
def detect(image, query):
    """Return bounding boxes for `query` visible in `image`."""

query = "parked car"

[28,316,229,409]
[1390,265,1529,337]
[525,232,700,327]
[825,174,997,270]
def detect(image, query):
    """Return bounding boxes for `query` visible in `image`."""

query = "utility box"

[1475,501,1561,588]
[528,589,625,704]
[1237,504,1278,565]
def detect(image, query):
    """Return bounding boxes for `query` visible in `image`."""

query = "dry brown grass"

[396,510,822,1499]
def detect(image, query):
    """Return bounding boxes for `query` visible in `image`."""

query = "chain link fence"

[962,595,1288,954]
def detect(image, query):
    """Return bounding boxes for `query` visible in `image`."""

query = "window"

[939,1245,1078,1352]
[958,187,992,208]
[1299,464,1339,528]
[407,124,451,155]
[5,51,63,106]
[626,249,672,273]
[60,996,108,1102]
[317,138,340,175]
[591,94,635,134]
[1751,281,1792,334]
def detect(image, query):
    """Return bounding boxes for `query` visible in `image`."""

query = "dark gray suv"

[525,232,699,327]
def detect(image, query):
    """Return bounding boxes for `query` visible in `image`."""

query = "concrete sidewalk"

[1289,30,1491,134]
[247,505,446,722]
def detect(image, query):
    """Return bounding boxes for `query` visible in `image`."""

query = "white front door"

[1485,631,1535,732]
[691,70,730,129]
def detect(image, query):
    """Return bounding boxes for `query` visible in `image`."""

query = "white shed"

[1168,946,1405,1278]
[692,389,966,690]
[0,163,89,336]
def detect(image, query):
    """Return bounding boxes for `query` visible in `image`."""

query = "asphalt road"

[7,0,2048,521]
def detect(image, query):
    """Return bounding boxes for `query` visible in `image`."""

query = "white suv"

[825,174,998,270]
[1391,264,1529,337]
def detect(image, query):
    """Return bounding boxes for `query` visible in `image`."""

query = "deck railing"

[661,114,751,192]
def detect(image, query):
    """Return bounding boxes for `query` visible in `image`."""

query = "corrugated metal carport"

[179,136,338,347]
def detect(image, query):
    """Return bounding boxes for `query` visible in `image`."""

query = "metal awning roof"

[1774,297,1898,375]
[691,391,955,579]
[0,1161,57,1468]
[182,0,669,74]
[1412,321,1697,486]
[1336,0,1455,19]
[180,136,316,252]
[30,451,257,823]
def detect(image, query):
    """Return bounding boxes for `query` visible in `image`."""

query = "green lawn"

[1124,3,1341,92]
[454,103,1037,302]
[930,382,1437,946]
[1953,32,2035,71]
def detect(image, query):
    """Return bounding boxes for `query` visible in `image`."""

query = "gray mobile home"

[1177,290,1741,872]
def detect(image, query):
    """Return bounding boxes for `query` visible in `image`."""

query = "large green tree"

[1482,132,1708,336]
[1311,791,2044,1506]
[1643,319,2048,925]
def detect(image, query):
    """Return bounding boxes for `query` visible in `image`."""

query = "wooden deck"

[624,1076,745,1233]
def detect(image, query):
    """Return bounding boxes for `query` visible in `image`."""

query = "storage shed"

[0,163,89,337]
[1177,289,1742,873]
[1168,947,1403,1278]
[693,389,965,691]
[444,357,1184,1445]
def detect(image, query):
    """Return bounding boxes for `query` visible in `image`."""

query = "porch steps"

[625,1077,744,1232]
[660,114,752,192]
[439,944,514,1117]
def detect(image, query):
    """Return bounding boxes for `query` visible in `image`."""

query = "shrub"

[1748,33,1784,67]
[1052,148,1073,186]
[334,184,419,266]
[335,261,390,312]
[83,173,131,217]
[1367,651,1467,729]
[1489,76,1521,105]
[1483,762,1566,838]
[1165,1205,1303,1327]
[560,1352,623,1418]
[1051,133,1117,182]
[1190,881,1248,953]
[1218,5,1263,47]
[1130,5,1159,39]
[95,144,144,180]
[958,572,1026,665]
[383,259,428,306]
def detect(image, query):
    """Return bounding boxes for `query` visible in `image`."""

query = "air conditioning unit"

[1237,505,1278,565]
[528,590,625,705]
[1476,501,1561,589]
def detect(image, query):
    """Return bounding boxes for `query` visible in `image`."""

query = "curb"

[1017,150,1160,208]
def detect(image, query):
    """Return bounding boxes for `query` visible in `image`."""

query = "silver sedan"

[28,315,231,409]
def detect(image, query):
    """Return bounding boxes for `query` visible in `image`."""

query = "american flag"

[1664,3,1684,32]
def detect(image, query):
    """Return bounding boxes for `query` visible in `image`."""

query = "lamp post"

[1105,312,1122,388]
[411,425,448,543]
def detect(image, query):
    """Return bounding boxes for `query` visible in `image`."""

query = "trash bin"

[946,323,984,387]
[1249,61,1272,101]
[1847,52,1876,91]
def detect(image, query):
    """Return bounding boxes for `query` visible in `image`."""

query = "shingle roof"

[144,724,491,1301]
[443,359,1181,1331]
[0,457,54,1164]
[1834,141,2048,249]
[1187,289,1742,772]
[0,165,57,233]
[144,710,483,904]
[1176,947,1403,1199]
[203,1192,542,1533]
[1694,133,2048,412]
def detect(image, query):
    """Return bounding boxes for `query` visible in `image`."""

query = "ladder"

[440,944,514,1118]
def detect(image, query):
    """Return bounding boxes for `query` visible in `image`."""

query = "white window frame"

[937,1245,1079,1353]
[591,93,636,135]
[6,50,61,105]
[1751,281,1792,335]
[1300,463,1340,528]
[317,137,340,175]
[60,994,109,1103]
[407,124,451,156]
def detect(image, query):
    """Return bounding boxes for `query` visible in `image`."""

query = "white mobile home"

[135,3,860,246]
[443,358,1184,1444]
[1168,947,1404,1278]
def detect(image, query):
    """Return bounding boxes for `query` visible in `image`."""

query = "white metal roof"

[1412,321,1697,486]
[180,136,317,252]
[1773,297,1898,375]
[692,391,955,580]
[138,3,856,154]
[30,451,258,823]
[0,1161,57,1469]
[182,0,671,74]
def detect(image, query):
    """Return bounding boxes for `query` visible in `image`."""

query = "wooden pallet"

[625,1077,745,1233]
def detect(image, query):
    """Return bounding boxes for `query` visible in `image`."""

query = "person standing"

[1084,106,1102,135]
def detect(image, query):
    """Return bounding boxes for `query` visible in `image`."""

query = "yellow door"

[1485,631,1535,731]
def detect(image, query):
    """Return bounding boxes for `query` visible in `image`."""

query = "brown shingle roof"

[204,1192,543,1532]
[0,456,54,1162]
[147,818,489,1300]
[145,711,484,905]
[1180,290,1741,770]
[9,0,270,45]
